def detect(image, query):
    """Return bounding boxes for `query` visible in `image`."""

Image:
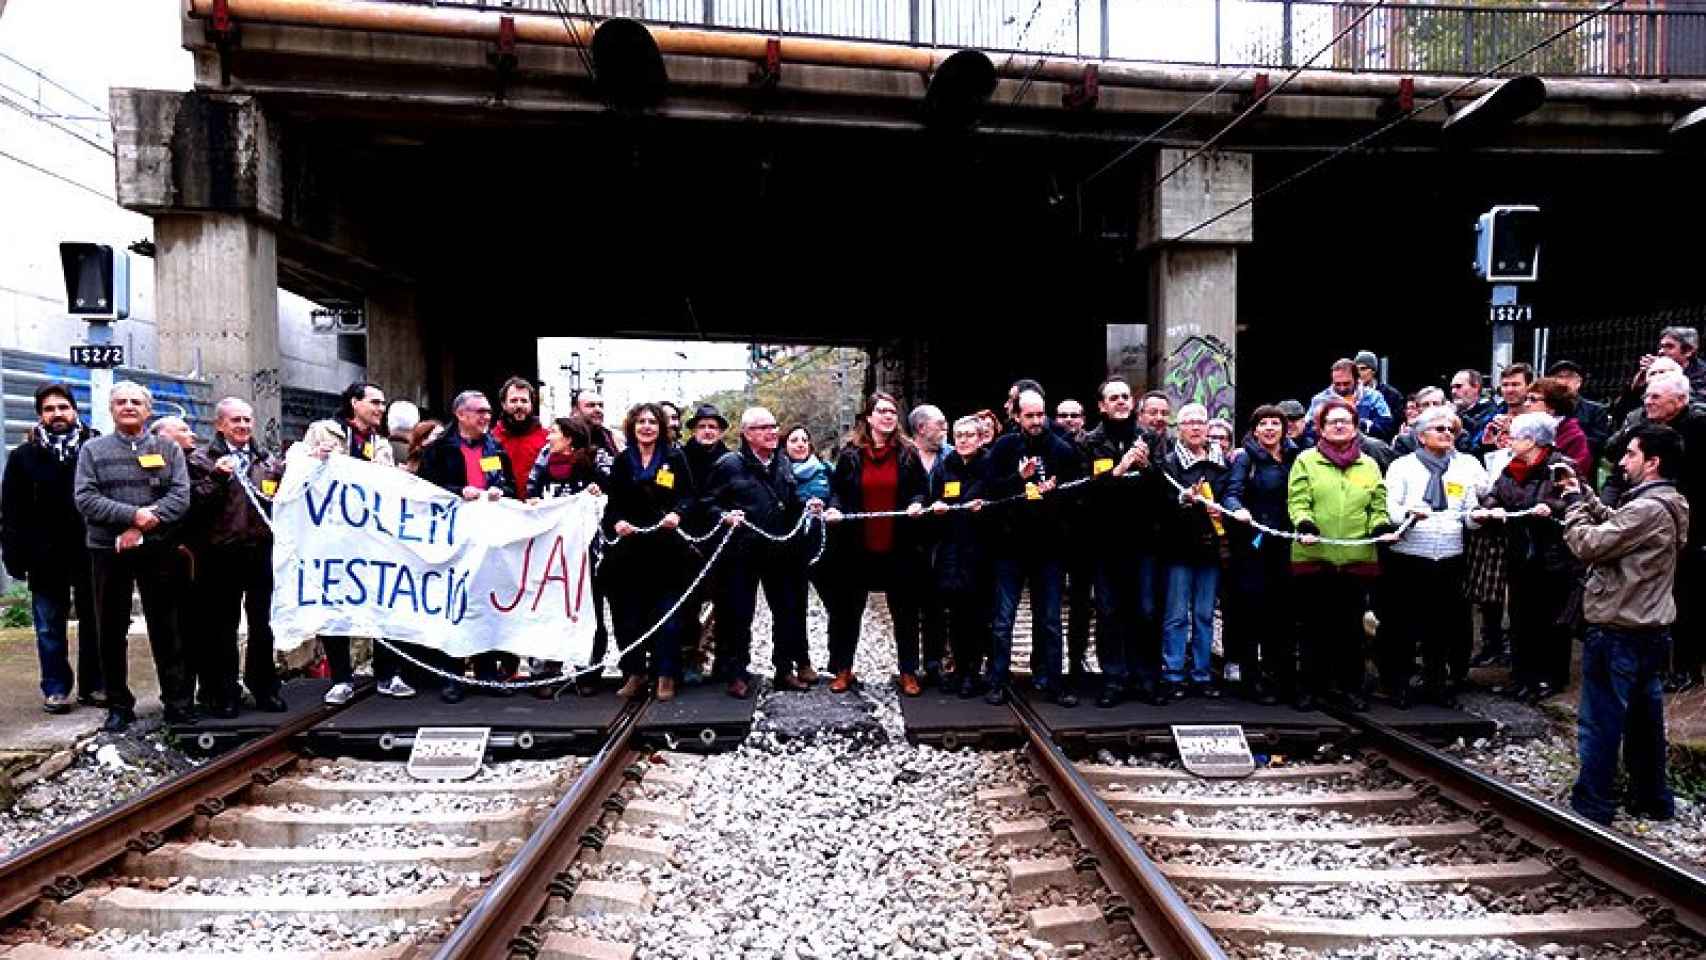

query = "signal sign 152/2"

[69,344,125,368]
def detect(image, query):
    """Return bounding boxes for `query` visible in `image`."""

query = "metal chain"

[372,523,737,689]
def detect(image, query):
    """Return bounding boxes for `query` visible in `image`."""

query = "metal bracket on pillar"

[1233,73,1270,115]
[750,38,781,91]
[1062,64,1099,111]
[489,16,519,101]
[1377,78,1415,122]
[210,0,240,87]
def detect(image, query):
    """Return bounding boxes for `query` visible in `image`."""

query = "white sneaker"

[323,682,356,705]
[378,675,416,698]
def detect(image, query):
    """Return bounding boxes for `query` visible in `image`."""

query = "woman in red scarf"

[822,393,930,694]
[1472,411,1582,704]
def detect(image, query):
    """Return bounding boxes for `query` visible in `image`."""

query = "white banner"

[270,454,606,662]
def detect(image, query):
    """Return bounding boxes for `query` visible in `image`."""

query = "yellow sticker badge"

[361,441,374,460]
[261,479,279,496]
[1445,481,1465,500]
[479,455,502,473]
[656,467,675,489]
[943,480,962,499]
[137,453,165,469]
[1025,482,1042,501]
[1093,458,1114,476]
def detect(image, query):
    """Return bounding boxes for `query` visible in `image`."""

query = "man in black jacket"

[701,407,823,698]
[2,383,103,714]
[1547,360,1613,463]
[1079,378,1158,707]
[984,390,1085,706]
[677,403,730,682]
[416,390,516,701]
[186,398,287,718]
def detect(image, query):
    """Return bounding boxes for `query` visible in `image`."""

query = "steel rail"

[435,697,648,960]
[1336,710,1706,938]
[1009,695,1228,960]
[0,691,367,922]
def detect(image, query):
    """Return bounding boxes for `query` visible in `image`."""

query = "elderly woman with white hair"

[1156,403,1233,700]
[1473,412,1583,704]
[1381,406,1491,708]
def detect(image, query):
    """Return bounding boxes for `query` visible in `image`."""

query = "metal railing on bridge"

[394,0,1706,79]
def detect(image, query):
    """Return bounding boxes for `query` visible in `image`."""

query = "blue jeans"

[1162,562,1219,685]
[988,554,1062,688]
[31,570,102,699]
[1571,626,1673,825]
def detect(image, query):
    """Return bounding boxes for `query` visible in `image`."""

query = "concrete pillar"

[868,338,928,413]
[154,213,284,448]
[365,284,428,406]
[1134,148,1252,422]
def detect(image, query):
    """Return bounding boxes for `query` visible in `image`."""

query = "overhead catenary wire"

[1166,0,1634,245]
[0,145,114,201]
[1144,0,1388,195]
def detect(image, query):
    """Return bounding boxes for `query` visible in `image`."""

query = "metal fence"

[400,0,1706,78]
[0,349,215,446]
[1547,304,1706,405]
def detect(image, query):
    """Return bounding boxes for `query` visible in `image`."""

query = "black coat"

[1225,437,1297,534]
[826,442,930,559]
[417,431,517,498]
[1,426,96,580]
[926,448,991,593]
[701,444,805,554]
[1601,404,1706,547]
[983,428,1086,554]
[1077,418,1162,551]
[602,445,696,570]
[1156,448,1233,566]
[1481,450,1580,575]
[1576,396,1613,462]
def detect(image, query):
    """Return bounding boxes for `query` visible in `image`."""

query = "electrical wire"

[1166,0,1634,245]
[0,145,115,201]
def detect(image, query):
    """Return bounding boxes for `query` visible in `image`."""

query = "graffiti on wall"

[1162,334,1236,422]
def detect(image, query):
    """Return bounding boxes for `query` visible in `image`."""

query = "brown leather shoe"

[795,665,821,685]
[898,673,922,697]
[829,670,855,694]
[656,677,676,701]
[773,672,808,692]
[616,675,648,699]
[726,678,751,699]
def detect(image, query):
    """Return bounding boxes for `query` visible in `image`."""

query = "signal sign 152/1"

[69,344,125,368]
[1489,304,1534,324]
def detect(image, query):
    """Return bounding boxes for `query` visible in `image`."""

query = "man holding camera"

[1558,423,1689,825]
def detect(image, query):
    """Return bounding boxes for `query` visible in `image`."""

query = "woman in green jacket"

[1287,398,1398,711]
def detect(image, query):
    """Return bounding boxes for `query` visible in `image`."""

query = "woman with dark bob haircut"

[601,402,697,701]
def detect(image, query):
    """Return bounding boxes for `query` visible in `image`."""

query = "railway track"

[0,696,690,960]
[997,697,1706,958]
[7,685,1706,960]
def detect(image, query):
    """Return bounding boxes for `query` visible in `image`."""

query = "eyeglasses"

[1057,412,1084,419]
[1425,425,1455,434]
[1103,393,1132,401]
[466,407,492,415]
[1323,417,1355,427]
[1179,418,1208,426]
[748,423,779,431]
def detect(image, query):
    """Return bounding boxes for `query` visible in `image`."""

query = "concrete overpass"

[113,0,1706,435]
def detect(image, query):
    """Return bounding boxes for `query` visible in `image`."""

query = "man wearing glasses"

[700,407,824,699]
[417,390,517,701]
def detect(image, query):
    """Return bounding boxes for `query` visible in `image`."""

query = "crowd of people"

[3,329,1699,826]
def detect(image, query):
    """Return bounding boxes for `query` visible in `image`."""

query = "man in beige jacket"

[1560,423,1690,826]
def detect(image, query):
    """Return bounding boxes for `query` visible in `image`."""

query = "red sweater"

[861,444,900,554]
[494,419,547,496]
